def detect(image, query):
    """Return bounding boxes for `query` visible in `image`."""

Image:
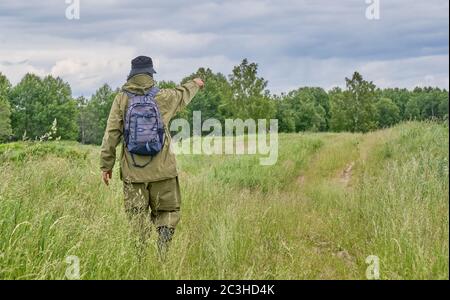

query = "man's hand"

[193,78,205,89]
[102,170,112,186]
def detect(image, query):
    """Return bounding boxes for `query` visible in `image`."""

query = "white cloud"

[263,54,449,94]
[132,30,218,57]
[154,55,237,84]
[359,55,449,89]
[0,62,47,84]
[0,0,448,96]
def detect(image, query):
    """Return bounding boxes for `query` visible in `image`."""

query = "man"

[100,56,204,257]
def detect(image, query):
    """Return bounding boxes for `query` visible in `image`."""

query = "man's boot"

[157,226,174,260]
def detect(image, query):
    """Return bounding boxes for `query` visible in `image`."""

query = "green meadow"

[0,121,448,280]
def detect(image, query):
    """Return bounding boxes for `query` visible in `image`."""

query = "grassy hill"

[0,122,448,280]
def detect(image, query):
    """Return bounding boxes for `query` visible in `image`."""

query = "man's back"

[100,73,201,182]
[99,55,204,259]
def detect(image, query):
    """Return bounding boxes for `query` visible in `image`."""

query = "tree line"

[0,59,448,144]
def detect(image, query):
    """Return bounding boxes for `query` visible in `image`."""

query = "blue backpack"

[124,87,164,168]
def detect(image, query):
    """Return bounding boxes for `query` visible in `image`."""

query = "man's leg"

[123,182,152,246]
[148,177,181,258]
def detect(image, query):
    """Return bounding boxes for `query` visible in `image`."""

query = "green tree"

[329,87,351,132]
[0,73,12,142]
[416,90,439,119]
[405,96,422,120]
[0,72,11,98]
[79,84,118,144]
[275,94,296,133]
[376,98,400,128]
[180,68,232,129]
[424,89,448,120]
[42,76,78,140]
[227,59,276,121]
[9,74,78,140]
[0,98,12,142]
[405,88,448,121]
[76,96,88,144]
[330,72,378,133]
[157,80,177,89]
[307,87,330,129]
[281,87,328,132]
[438,91,449,120]
[379,88,411,120]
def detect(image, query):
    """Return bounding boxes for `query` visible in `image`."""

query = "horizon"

[3,67,448,100]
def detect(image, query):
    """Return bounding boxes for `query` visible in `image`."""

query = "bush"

[0,142,88,164]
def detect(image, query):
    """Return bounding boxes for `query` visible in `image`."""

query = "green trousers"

[123,177,181,242]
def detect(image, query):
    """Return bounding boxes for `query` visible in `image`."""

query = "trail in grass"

[269,131,390,279]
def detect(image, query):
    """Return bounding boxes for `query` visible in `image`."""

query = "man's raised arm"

[160,78,204,120]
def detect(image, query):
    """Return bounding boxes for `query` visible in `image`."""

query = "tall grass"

[0,122,448,279]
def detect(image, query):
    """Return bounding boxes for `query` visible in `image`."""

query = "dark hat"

[128,56,157,80]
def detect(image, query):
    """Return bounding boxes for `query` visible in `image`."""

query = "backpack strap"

[146,86,160,98]
[143,86,165,142]
[130,153,153,168]
[142,87,159,103]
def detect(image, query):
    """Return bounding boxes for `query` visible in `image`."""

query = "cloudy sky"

[0,0,448,96]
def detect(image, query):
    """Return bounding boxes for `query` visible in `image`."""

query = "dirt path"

[277,134,364,277]
[340,161,355,186]
[285,130,400,278]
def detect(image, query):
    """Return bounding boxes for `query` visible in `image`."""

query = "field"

[0,122,448,280]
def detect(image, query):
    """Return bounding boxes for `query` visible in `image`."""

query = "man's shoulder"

[117,90,135,102]
[111,91,129,112]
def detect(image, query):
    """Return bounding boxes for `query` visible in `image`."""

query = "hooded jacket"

[100,74,200,182]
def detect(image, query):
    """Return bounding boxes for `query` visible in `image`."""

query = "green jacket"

[100,74,199,182]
